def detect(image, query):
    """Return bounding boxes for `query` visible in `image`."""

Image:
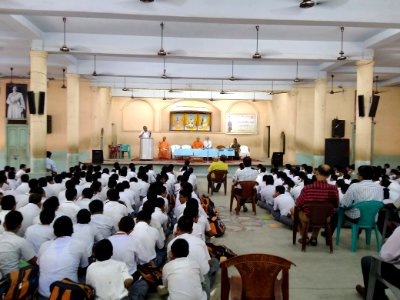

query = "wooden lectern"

[140,138,154,160]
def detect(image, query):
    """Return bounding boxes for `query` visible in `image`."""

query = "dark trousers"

[361,256,400,300]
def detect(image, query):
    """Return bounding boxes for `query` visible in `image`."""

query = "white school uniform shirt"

[103,201,129,230]
[0,231,35,278]
[24,224,55,256]
[48,183,64,197]
[167,233,210,277]
[90,213,116,239]
[151,207,168,238]
[14,193,29,209]
[86,259,132,300]
[15,182,29,195]
[17,203,41,236]
[76,197,92,210]
[260,185,275,205]
[173,215,210,242]
[119,191,134,214]
[162,257,207,300]
[108,233,143,275]
[58,200,81,223]
[130,221,164,264]
[273,193,295,216]
[72,223,102,257]
[38,236,88,297]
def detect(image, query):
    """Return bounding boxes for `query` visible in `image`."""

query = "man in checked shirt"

[330,165,384,235]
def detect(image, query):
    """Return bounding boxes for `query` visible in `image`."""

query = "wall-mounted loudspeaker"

[331,119,345,138]
[47,115,52,134]
[358,95,365,117]
[369,95,380,118]
[38,92,45,115]
[27,91,36,114]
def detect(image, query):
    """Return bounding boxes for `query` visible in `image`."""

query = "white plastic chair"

[181,145,192,149]
[239,145,250,157]
[170,145,180,158]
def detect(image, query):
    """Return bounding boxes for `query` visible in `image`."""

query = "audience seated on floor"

[257,175,275,211]
[271,185,294,227]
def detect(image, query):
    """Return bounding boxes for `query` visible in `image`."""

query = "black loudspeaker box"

[47,115,52,134]
[369,95,380,118]
[325,139,349,169]
[27,91,36,114]
[92,150,103,164]
[331,119,345,138]
[358,95,365,117]
[271,152,284,167]
[38,91,45,115]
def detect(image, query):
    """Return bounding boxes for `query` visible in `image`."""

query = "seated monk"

[191,137,204,149]
[158,136,171,159]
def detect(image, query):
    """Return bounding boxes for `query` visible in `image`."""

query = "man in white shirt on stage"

[203,136,212,149]
[138,126,151,138]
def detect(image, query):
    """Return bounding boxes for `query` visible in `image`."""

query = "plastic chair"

[239,145,250,157]
[207,170,228,195]
[109,145,119,159]
[381,206,400,243]
[335,200,384,252]
[216,145,225,150]
[292,202,335,253]
[170,145,180,158]
[230,181,257,215]
[119,144,131,159]
[181,145,192,149]
[366,256,400,300]
[220,253,295,300]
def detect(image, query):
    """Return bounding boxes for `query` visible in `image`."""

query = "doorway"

[6,124,29,168]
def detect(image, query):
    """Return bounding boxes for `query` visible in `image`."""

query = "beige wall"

[1,78,400,166]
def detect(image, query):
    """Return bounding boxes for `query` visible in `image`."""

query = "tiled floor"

[147,176,395,300]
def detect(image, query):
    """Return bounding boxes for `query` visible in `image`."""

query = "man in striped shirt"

[292,164,339,246]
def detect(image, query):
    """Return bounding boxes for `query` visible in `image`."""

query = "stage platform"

[90,157,269,176]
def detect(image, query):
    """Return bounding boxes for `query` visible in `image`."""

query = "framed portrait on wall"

[5,83,28,119]
[226,113,258,134]
[170,112,185,131]
[169,111,211,131]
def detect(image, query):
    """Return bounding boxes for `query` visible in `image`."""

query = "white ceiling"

[1,0,400,97]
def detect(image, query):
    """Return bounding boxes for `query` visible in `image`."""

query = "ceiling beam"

[1,15,43,39]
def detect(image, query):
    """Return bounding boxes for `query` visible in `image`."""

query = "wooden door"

[6,124,29,168]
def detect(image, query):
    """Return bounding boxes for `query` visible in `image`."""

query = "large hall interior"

[1,1,400,299]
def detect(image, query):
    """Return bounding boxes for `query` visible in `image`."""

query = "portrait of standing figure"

[6,84,27,119]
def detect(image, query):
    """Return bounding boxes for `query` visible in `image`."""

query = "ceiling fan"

[229,60,237,81]
[61,68,66,88]
[299,0,348,8]
[337,27,347,61]
[293,61,301,83]
[252,25,262,59]
[267,81,287,95]
[158,22,167,56]
[162,90,168,100]
[328,74,344,94]
[130,89,135,99]
[209,91,214,101]
[161,56,167,79]
[92,55,97,76]
[220,80,234,94]
[60,17,70,52]
[122,77,128,91]
[168,79,183,93]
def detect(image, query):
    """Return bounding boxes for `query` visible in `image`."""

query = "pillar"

[29,50,48,177]
[355,60,374,167]
[66,73,80,168]
[91,87,112,157]
[313,79,327,167]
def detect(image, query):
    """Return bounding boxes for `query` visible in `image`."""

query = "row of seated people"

[253,163,400,299]
[0,162,219,299]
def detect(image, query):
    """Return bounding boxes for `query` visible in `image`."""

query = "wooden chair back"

[220,253,294,300]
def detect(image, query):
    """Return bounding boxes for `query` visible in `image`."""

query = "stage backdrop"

[226,113,257,134]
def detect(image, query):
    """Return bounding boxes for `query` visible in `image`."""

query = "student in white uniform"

[162,238,207,300]
[108,216,149,299]
[37,216,88,298]
[25,209,56,256]
[0,211,37,278]
[89,200,116,239]
[86,239,135,300]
